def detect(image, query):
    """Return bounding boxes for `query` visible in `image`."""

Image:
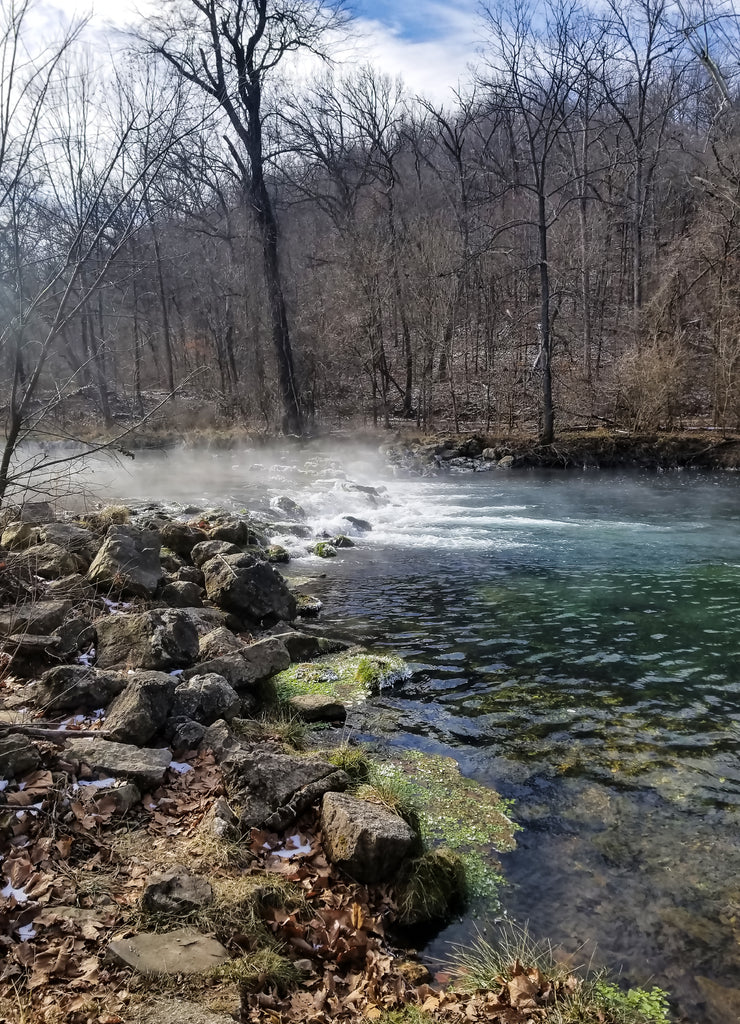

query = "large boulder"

[64,737,171,790]
[36,664,127,713]
[95,610,199,671]
[224,748,348,831]
[6,543,78,579]
[202,553,296,625]
[87,526,163,597]
[0,599,72,637]
[185,636,290,691]
[105,672,176,745]
[171,673,240,726]
[320,792,416,884]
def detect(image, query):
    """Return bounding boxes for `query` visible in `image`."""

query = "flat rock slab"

[65,737,171,790]
[126,998,236,1024]
[107,928,229,975]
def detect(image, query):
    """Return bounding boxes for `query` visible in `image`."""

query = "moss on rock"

[270,650,409,705]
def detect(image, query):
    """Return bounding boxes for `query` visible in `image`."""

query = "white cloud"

[36,0,482,102]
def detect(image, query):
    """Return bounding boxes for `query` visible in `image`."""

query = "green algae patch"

[368,750,517,901]
[270,650,410,705]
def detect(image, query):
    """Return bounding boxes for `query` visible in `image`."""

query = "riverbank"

[383,430,740,474]
[0,497,529,1024]
[0,484,687,1024]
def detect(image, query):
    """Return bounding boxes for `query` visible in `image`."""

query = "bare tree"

[144,0,346,435]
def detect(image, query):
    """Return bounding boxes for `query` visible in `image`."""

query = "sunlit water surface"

[72,443,740,1020]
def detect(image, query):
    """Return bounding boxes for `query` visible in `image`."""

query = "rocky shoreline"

[384,431,740,474]
[0,496,523,1024]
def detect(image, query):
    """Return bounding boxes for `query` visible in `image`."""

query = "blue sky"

[43,0,481,100]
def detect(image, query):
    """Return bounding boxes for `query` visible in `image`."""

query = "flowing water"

[76,443,740,1020]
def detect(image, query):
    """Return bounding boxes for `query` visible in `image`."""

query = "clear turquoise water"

[291,468,740,1022]
[97,447,740,1021]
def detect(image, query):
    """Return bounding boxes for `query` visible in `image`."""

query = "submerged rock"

[313,542,336,558]
[320,792,415,884]
[270,650,409,705]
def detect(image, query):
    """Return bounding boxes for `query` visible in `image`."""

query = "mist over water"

[60,442,740,1019]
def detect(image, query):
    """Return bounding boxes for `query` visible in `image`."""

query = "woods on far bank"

[2,0,740,463]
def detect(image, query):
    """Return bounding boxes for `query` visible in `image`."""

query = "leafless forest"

[2,0,740,480]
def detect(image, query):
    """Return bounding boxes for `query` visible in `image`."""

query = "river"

[75,441,740,1020]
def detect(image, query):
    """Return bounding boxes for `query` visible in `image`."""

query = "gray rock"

[53,616,96,658]
[105,672,176,745]
[177,607,230,636]
[238,636,290,686]
[497,455,515,469]
[161,581,203,608]
[190,539,242,568]
[266,545,290,563]
[295,594,322,617]
[481,447,498,460]
[106,928,229,976]
[269,496,306,519]
[332,535,355,549]
[95,609,199,671]
[202,719,240,762]
[87,526,163,597]
[65,737,171,790]
[170,718,206,750]
[320,792,415,884]
[159,522,208,559]
[40,523,101,570]
[0,599,72,637]
[0,501,55,528]
[1,522,40,551]
[198,627,245,661]
[176,566,205,587]
[76,778,141,815]
[342,516,372,533]
[202,553,296,625]
[171,673,240,726]
[160,549,184,573]
[225,748,348,831]
[45,574,96,600]
[142,867,213,914]
[6,543,78,579]
[36,664,126,713]
[288,693,346,723]
[206,516,252,546]
[0,734,41,778]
